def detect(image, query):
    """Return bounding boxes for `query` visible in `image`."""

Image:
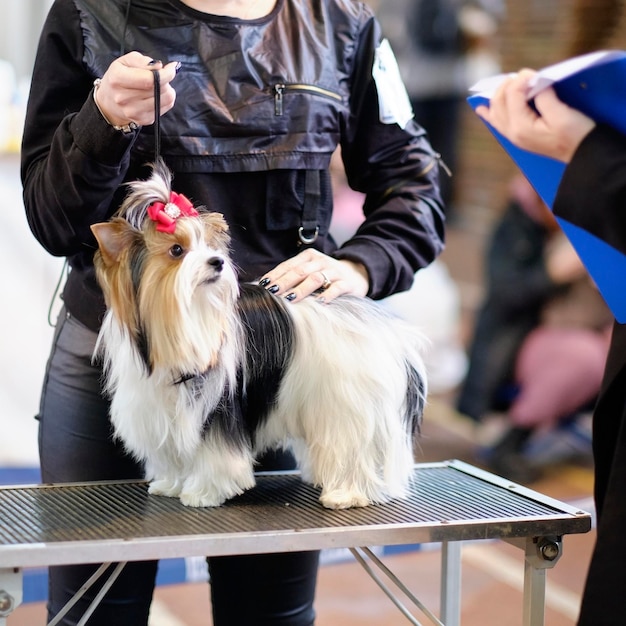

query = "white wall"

[1,154,63,465]
[0,2,57,466]
[0,1,53,80]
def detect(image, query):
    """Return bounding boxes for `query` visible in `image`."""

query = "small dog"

[91,160,428,509]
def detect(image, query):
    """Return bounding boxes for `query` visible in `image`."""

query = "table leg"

[0,567,23,625]
[522,536,562,626]
[440,540,462,626]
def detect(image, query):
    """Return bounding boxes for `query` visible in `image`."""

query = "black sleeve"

[20,0,138,257]
[334,7,446,300]
[553,123,626,256]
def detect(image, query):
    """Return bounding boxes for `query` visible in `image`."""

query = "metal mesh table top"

[0,460,591,568]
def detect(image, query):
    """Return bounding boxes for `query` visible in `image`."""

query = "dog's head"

[91,159,240,375]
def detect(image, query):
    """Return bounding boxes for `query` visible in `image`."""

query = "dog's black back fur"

[205,283,295,447]
[238,283,295,428]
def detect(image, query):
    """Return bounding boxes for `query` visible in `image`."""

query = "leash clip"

[298,226,319,245]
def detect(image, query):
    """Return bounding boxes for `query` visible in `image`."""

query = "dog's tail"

[405,361,427,437]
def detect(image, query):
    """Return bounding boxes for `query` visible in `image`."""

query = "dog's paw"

[319,489,370,510]
[179,490,226,508]
[148,478,182,498]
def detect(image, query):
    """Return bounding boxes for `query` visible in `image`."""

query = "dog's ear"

[91,220,135,266]
[201,211,231,247]
[201,211,230,233]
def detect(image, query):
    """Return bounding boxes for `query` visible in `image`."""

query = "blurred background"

[1,1,622,623]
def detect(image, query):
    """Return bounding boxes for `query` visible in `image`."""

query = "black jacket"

[21,0,445,332]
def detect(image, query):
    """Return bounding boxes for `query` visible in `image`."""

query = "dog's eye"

[169,244,185,258]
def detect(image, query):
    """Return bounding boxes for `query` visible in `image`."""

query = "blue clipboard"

[467,50,626,323]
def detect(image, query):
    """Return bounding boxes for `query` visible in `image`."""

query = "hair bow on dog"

[147,192,199,233]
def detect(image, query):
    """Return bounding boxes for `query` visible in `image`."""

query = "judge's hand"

[475,69,596,163]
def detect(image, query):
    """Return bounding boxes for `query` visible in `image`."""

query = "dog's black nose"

[208,256,224,272]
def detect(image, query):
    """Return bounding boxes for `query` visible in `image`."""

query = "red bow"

[147,192,199,233]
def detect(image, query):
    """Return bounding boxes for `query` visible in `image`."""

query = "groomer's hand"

[93,51,180,129]
[258,249,369,303]
[475,69,596,163]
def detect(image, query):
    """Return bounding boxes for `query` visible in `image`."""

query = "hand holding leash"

[93,52,180,131]
[258,248,369,303]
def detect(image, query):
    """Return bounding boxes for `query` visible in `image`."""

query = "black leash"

[153,69,161,162]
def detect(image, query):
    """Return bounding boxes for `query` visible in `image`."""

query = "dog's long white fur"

[92,161,428,509]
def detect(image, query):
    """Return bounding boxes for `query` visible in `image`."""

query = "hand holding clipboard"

[468,50,626,322]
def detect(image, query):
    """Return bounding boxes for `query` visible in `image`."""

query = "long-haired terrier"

[91,160,428,509]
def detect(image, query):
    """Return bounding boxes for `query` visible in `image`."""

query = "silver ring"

[320,272,331,290]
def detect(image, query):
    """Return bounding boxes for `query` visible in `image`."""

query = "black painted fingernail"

[285,292,296,301]
[258,277,270,287]
[148,59,161,66]
[268,285,279,294]
[174,61,183,73]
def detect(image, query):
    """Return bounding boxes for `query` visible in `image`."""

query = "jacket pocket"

[265,169,333,239]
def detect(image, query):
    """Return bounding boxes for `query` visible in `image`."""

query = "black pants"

[577,322,626,625]
[38,310,319,625]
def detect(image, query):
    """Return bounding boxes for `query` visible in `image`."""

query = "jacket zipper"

[274,83,343,116]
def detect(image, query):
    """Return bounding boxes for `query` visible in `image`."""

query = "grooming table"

[0,460,591,625]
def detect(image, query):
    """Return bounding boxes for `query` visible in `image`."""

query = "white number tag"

[372,39,413,129]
